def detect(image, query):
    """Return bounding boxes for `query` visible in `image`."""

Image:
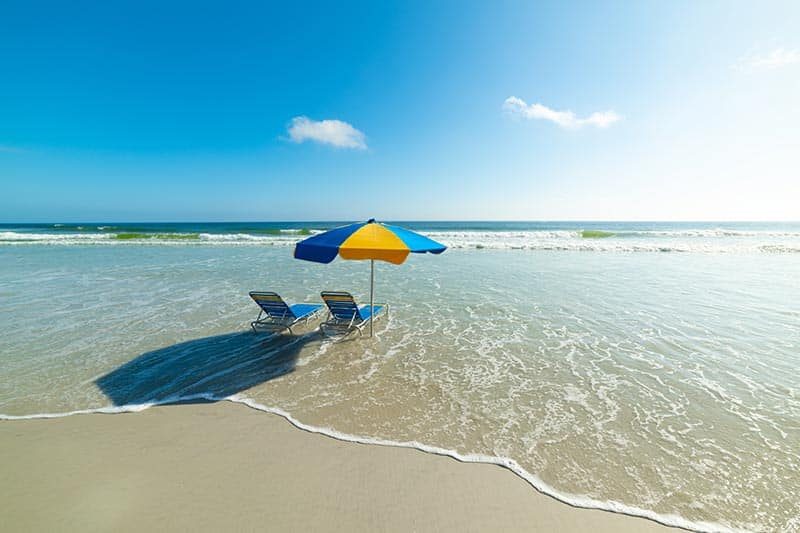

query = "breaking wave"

[1,227,800,253]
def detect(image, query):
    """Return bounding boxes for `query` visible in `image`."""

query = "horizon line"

[2,219,799,224]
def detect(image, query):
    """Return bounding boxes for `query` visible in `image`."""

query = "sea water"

[1,222,798,532]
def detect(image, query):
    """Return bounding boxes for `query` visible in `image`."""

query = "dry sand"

[0,401,679,532]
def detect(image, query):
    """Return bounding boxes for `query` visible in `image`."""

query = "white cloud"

[736,47,800,70]
[503,96,620,129]
[287,116,366,149]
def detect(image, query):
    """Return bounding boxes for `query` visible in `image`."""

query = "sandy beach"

[3,240,798,530]
[0,401,677,532]
[4,0,800,529]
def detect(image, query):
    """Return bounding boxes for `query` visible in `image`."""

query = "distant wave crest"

[2,229,800,253]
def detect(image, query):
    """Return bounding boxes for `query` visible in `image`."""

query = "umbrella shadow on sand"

[95,330,319,407]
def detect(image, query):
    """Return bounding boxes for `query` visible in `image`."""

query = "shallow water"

[1,230,799,532]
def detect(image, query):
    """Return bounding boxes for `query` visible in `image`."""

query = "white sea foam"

[0,394,737,533]
[198,233,288,242]
[0,394,217,420]
[2,228,800,253]
[0,231,114,242]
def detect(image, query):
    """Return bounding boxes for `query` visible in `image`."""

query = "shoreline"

[1,400,686,532]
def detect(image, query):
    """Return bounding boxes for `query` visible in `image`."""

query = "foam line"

[0,393,217,420]
[2,229,800,254]
[1,394,737,533]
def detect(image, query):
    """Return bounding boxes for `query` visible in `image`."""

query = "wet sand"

[0,401,679,532]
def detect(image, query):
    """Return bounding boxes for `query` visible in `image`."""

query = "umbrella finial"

[367,218,376,223]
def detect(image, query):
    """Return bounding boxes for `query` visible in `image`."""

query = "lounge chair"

[249,291,324,335]
[320,291,387,338]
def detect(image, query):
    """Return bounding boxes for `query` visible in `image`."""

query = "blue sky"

[1,1,799,221]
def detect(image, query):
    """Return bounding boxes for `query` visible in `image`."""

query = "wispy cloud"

[736,47,800,70]
[287,116,367,149]
[503,96,620,129]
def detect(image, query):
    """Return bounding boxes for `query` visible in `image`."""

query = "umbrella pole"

[369,260,375,337]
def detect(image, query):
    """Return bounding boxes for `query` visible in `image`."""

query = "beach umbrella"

[294,219,447,337]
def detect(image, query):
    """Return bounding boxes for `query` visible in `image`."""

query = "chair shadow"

[96,330,318,407]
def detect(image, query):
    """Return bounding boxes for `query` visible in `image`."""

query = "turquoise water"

[1,222,799,531]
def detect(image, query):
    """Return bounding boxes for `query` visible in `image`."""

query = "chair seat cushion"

[289,303,323,319]
[358,304,384,320]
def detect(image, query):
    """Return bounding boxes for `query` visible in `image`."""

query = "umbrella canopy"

[294,219,446,264]
[294,219,446,337]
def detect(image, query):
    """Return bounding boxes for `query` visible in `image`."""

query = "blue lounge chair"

[249,291,324,335]
[320,291,387,338]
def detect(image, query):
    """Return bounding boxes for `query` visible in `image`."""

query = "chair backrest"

[249,292,296,320]
[321,291,363,322]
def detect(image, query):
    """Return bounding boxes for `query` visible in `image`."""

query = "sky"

[1,0,799,222]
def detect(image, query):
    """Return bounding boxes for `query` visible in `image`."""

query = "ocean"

[1,221,798,532]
